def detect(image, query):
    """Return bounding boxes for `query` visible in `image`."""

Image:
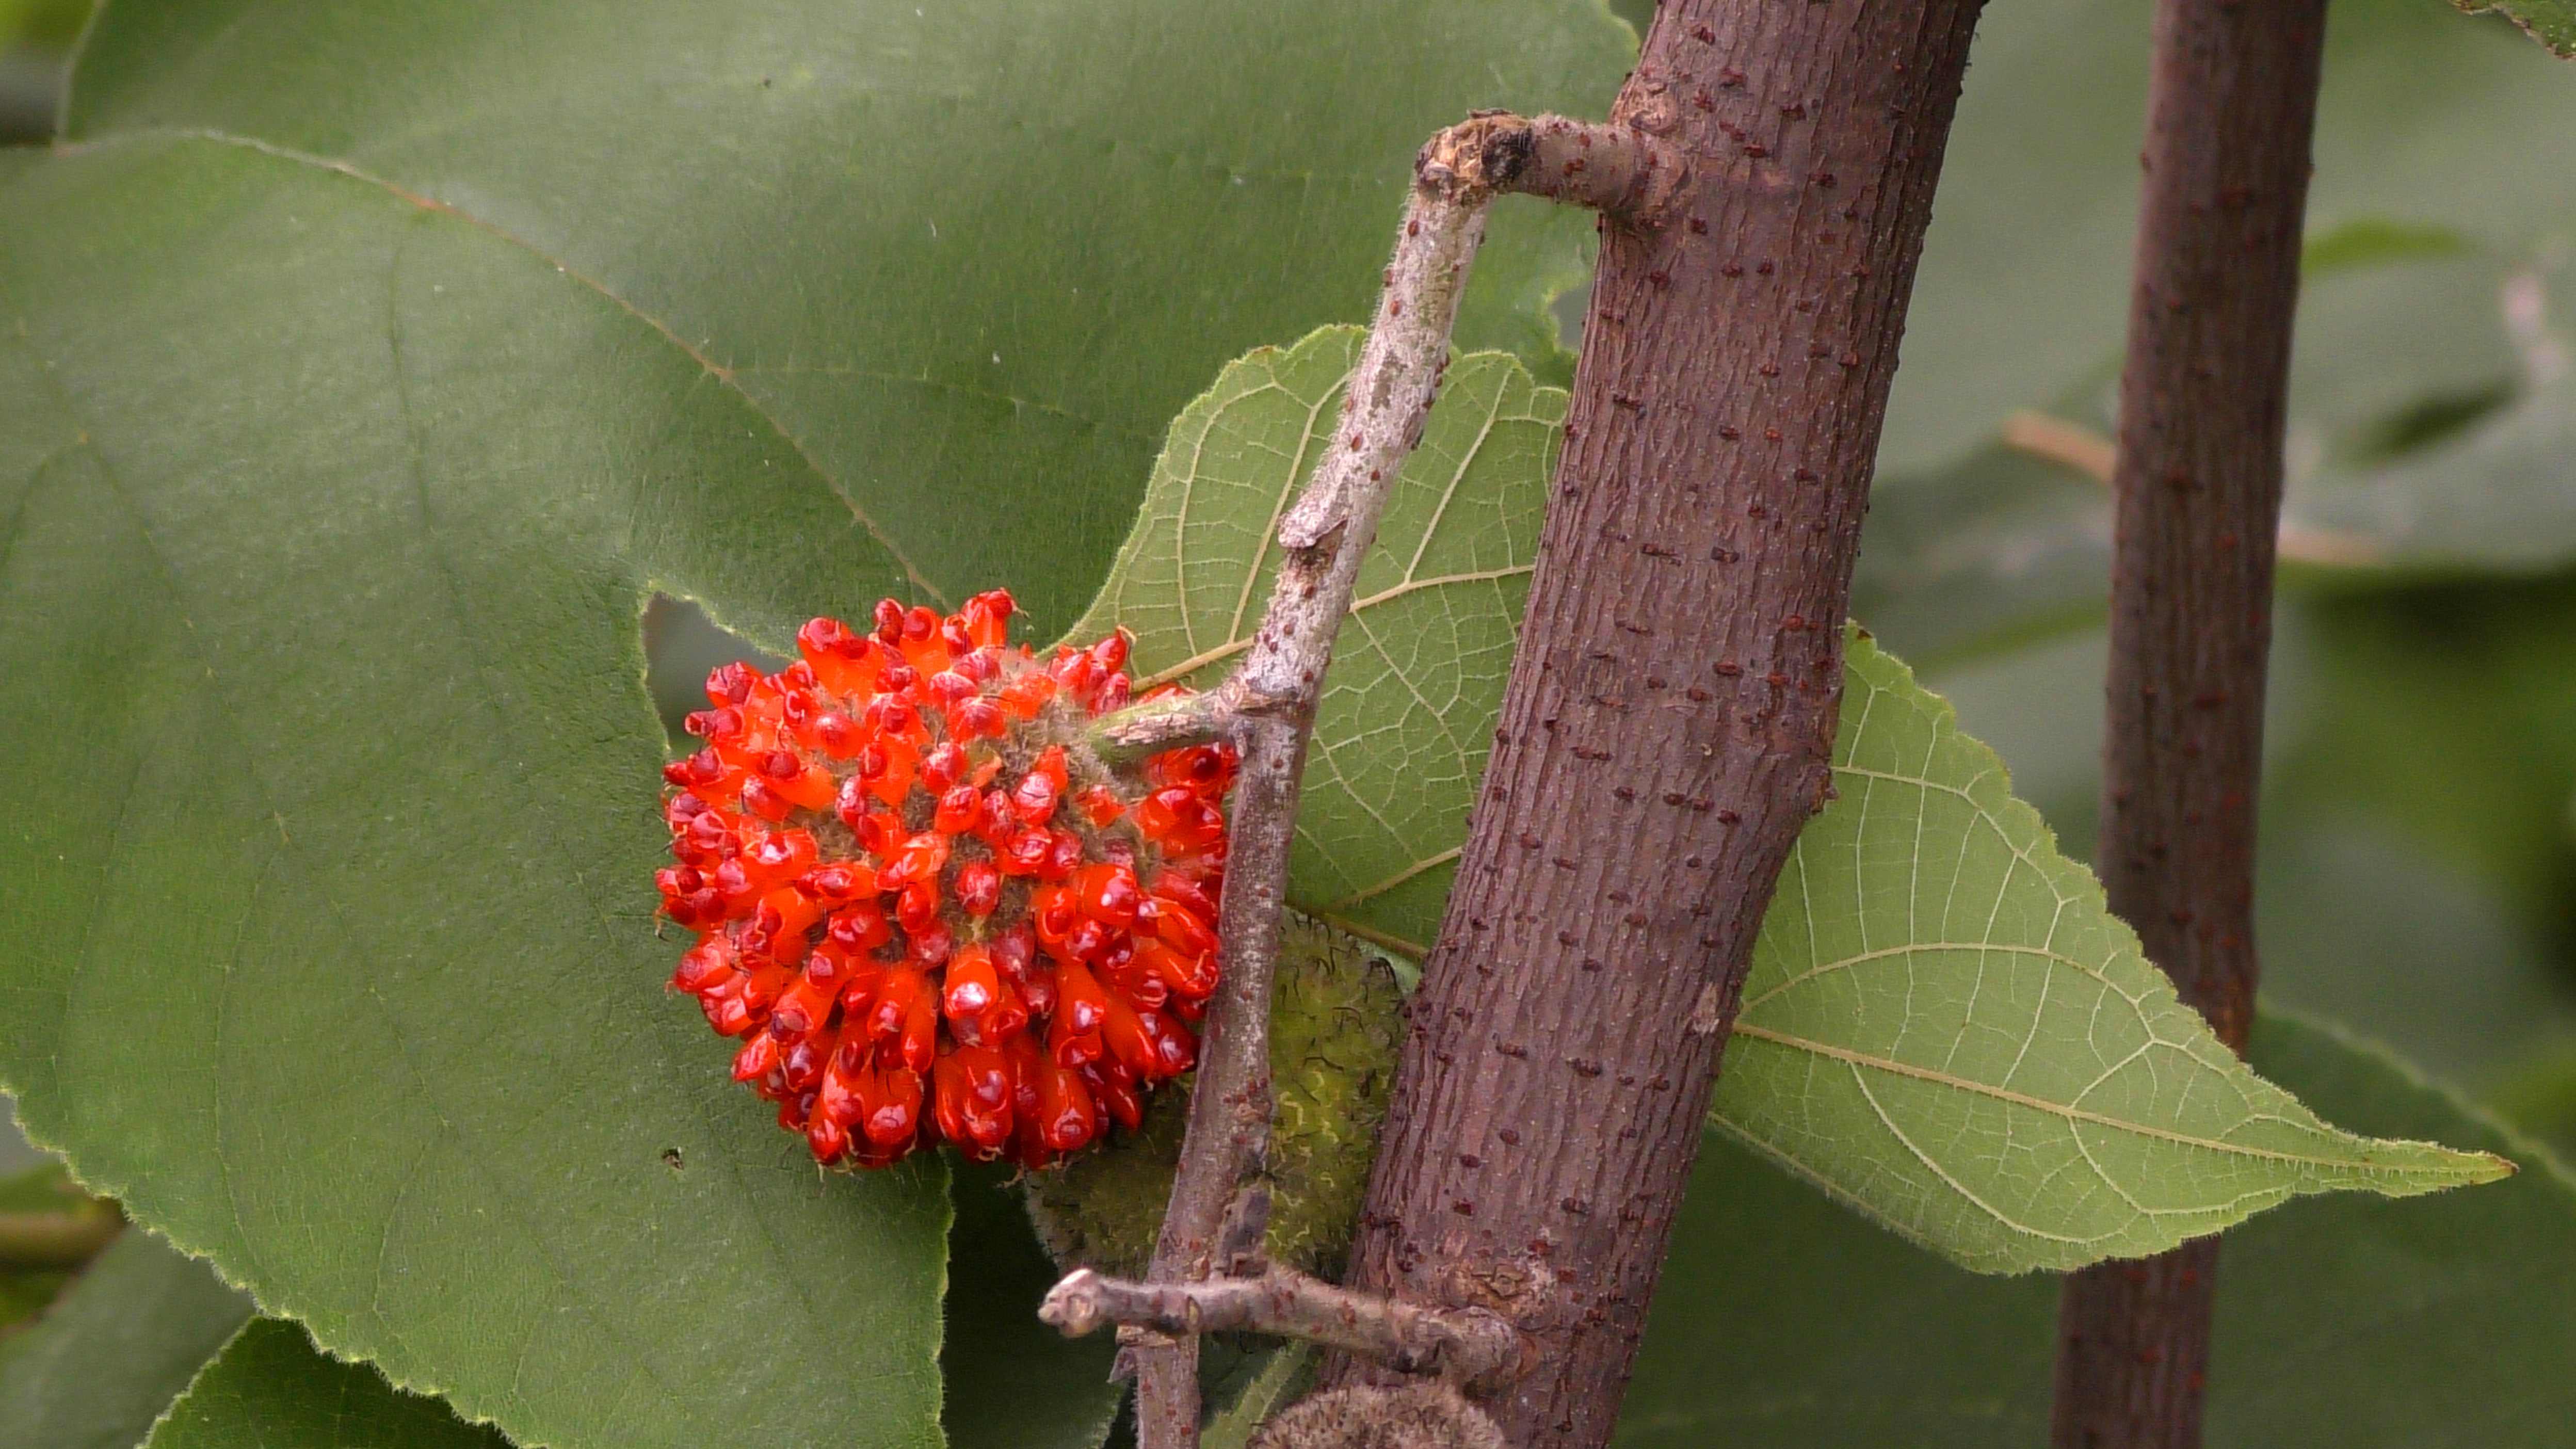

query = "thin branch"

[1998,410,2383,569]
[0,1203,123,1271]
[1100,108,1677,1449]
[1119,109,1600,1449]
[1086,682,1282,768]
[1424,111,1687,225]
[1045,1267,1521,1388]
[2052,2,2327,1444]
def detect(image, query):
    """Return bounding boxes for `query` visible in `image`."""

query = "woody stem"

[1042,1266,1521,1389]
[1078,111,1679,1449]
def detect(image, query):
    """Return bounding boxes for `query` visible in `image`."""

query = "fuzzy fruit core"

[655,590,1234,1168]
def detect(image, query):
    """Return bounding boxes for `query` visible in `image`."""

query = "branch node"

[1042,1267,1523,1390]
[1418,112,1688,224]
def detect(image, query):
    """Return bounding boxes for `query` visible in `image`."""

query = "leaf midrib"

[1728,1022,2505,1180]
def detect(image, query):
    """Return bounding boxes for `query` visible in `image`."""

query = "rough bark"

[2050,3,2328,1446]
[1326,4,1987,1445]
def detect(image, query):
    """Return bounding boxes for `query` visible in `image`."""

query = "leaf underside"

[1087,334,2508,1276]
[1620,1014,2576,1448]
[1715,632,2508,1273]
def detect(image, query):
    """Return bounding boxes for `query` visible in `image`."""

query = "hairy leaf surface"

[2458,0,2576,55]
[65,0,1629,635]
[1621,1015,2576,1447]
[0,1230,252,1449]
[0,3,1631,1445]
[1083,336,2504,1270]
[145,1319,506,1449]
[1071,327,1560,953]
[0,139,951,1449]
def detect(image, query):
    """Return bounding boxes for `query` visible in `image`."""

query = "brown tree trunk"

[1325,3,1987,1444]
[2049,3,2328,1446]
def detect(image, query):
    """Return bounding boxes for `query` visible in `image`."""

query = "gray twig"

[0,1202,123,1271]
[1045,1267,1521,1390]
[1094,111,1665,1449]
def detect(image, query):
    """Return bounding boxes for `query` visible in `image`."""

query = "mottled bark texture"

[1327,4,1988,1445]
[2051,3,2328,1447]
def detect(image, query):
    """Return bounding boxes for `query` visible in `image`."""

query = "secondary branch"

[1043,1266,1521,1388]
[0,1202,123,1270]
[2051,4,2328,1446]
[1121,119,1507,1449]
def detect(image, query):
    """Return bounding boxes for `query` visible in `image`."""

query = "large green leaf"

[0,138,952,1449]
[1086,336,2505,1270]
[1070,327,1561,954]
[145,1318,506,1449]
[0,1229,253,1449]
[1712,631,2506,1272]
[0,3,1630,1445]
[62,0,1631,636]
[1617,1013,2576,1448]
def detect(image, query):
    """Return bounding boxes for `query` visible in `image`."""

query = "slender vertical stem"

[1129,168,1496,1449]
[1326,4,1988,1445]
[2050,3,2328,1446]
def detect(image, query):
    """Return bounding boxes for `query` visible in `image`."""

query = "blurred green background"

[0,0,86,141]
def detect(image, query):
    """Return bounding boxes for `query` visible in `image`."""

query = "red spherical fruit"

[654,592,1233,1168]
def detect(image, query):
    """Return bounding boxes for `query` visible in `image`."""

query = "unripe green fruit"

[1022,913,1406,1278]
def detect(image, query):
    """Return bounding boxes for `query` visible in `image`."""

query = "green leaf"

[0,3,1632,1441]
[1619,1013,2576,1448]
[943,1159,1122,1449]
[0,1229,254,1449]
[1071,327,1563,954]
[61,0,1632,637]
[0,137,952,1449]
[144,1318,507,1449]
[1089,336,2503,1270]
[1710,631,2509,1273]
[2457,0,2576,56]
